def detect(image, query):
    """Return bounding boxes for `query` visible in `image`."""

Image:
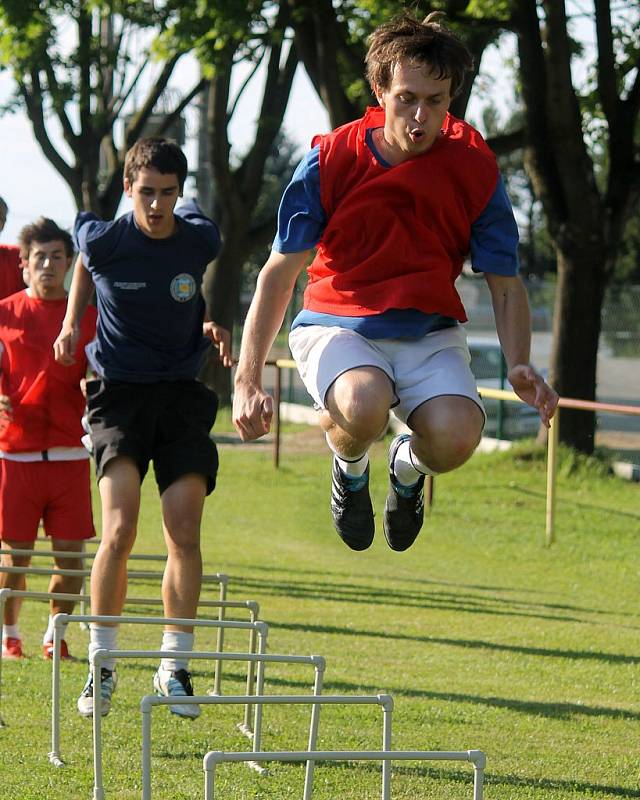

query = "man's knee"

[100,522,137,559]
[326,368,393,440]
[409,397,484,472]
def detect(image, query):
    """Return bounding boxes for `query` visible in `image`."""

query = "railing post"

[274,364,282,469]
[545,411,559,547]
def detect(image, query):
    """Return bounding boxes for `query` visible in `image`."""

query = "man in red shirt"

[0,217,97,660]
[233,13,558,552]
[0,197,26,300]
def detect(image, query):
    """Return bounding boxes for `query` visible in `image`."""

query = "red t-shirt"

[0,291,97,452]
[0,245,24,301]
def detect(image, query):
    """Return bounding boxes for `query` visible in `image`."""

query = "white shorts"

[288,324,485,425]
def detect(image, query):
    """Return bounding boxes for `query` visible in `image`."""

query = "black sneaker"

[330,458,375,551]
[383,434,425,552]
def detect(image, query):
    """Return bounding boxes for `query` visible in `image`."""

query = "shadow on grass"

[507,484,640,521]
[320,761,640,799]
[153,743,639,797]
[222,670,639,722]
[226,573,634,626]
[272,620,640,666]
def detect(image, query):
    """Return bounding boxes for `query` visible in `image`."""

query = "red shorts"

[0,458,95,542]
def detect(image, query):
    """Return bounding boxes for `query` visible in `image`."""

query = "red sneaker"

[43,639,72,660]
[2,637,23,659]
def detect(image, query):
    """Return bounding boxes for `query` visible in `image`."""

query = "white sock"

[88,624,118,672]
[43,614,68,644]
[160,630,194,673]
[393,439,438,486]
[326,433,369,477]
[2,623,20,640]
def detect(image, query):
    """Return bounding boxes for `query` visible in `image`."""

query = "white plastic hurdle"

[48,614,269,769]
[84,651,326,800]
[142,694,394,800]
[0,588,259,727]
[0,565,230,694]
[202,748,486,800]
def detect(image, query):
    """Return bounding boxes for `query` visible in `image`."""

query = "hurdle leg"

[239,624,257,737]
[472,752,486,800]
[212,577,228,696]
[92,657,106,800]
[381,701,393,800]
[142,701,153,800]
[303,660,326,800]
[48,617,66,766]
[248,632,268,775]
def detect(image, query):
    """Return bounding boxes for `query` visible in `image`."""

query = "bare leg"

[321,366,395,456]
[49,538,85,616]
[408,395,485,472]
[160,473,207,632]
[90,457,141,622]
[0,540,33,626]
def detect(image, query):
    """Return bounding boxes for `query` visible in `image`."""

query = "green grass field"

[1,431,638,799]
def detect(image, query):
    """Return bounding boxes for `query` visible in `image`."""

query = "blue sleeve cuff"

[273,146,326,253]
[470,175,520,275]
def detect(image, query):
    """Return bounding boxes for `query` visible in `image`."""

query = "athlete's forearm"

[235,250,309,388]
[63,255,94,327]
[485,273,532,370]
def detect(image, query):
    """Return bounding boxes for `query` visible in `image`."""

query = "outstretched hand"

[232,382,274,442]
[203,321,233,368]
[508,364,559,428]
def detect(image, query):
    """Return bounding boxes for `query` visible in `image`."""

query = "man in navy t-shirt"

[54,137,231,720]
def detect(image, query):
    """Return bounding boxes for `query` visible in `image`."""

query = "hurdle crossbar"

[0,589,259,727]
[88,651,325,800]
[48,614,268,769]
[203,747,486,800]
[0,569,230,694]
[141,694,393,800]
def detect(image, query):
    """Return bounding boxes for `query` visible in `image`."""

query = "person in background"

[0,197,26,299]
[0,217,96,660]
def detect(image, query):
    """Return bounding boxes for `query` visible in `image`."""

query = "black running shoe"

[383,434,425,552]
[330,458,375,551]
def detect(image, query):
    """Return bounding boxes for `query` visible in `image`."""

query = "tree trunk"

[549,242,607,454]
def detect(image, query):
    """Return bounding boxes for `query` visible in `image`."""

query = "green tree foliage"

[0,0,203,217]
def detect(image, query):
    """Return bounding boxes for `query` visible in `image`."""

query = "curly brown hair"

[18,217,74,260]
[124,137,188,191]
[365,11,473,98]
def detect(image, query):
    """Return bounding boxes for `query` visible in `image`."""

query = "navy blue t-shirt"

[74,200,220,382]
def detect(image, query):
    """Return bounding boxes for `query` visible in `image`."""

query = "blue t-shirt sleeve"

[470,175,520,275]
[273,146,327,253]
[73,212,118,269]
[175,199,221,261]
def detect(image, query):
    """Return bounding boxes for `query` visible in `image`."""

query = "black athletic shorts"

[85,378,219,495]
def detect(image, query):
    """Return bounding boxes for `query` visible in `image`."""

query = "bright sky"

[0,55,332,243]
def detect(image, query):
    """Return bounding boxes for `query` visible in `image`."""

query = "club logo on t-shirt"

[170,273,197,303]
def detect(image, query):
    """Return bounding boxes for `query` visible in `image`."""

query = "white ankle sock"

[3,623,19,640]
[393,439,438,486]
[160,631,194,672]
[43,614,68,644]
[89,624,118,672]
